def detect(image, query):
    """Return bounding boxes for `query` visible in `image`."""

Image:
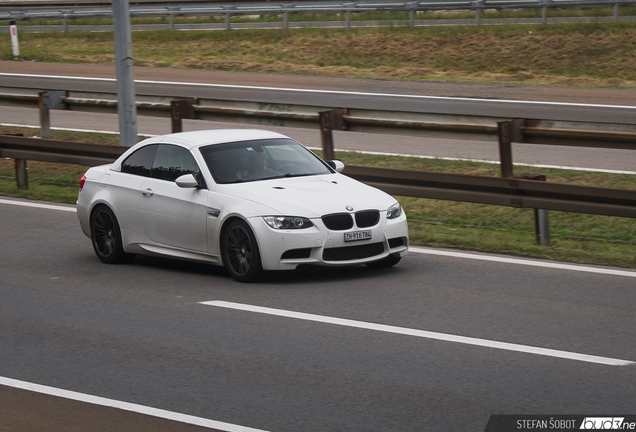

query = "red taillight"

[79,175,86,192]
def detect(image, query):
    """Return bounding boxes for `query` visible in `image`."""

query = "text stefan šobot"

[516,417,636,430]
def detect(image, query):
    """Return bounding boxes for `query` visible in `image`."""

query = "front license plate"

[344,230,372,242]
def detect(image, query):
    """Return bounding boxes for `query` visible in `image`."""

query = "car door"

[138,144,209,252]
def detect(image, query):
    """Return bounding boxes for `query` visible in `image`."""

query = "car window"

[151,144,201,182]
[200,138,332,184]
[121,144,157,177]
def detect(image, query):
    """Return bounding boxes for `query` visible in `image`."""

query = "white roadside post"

[112,0,138,146]
[10,21,20,57]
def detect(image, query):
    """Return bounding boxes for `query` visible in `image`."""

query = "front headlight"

[387,202,402,219]
[263,216,314,229]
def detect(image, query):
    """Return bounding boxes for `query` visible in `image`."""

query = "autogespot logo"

[580,418,632,430]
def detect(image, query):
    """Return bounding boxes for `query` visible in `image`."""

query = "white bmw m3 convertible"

[77,130,409,282]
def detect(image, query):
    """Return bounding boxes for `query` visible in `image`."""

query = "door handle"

[142,188,154,197]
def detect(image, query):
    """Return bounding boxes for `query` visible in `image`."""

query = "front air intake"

[323,242,385,261]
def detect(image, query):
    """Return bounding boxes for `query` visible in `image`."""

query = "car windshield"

[200,138,333,184]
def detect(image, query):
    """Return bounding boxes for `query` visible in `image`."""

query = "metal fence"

[2,0,636,30]
[1,85,636,244]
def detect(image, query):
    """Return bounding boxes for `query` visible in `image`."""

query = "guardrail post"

[38,92,51,140]
[169,14,174,31]
[519,173,551,245]
[15,159,28,189]
[409,9,415,28]
[225,13,231,31]
[542,0,551,24]
[535,208,550,245]
[497,119,524,178]
[346,11,351,32]
[614,4,619,22]
[284,11,289,31]
[497,121,514,178]
[62,15,68,33]
[473,0,484,26]
[319,109,348,161]
[319,111,336,161]
[171,99,196,133]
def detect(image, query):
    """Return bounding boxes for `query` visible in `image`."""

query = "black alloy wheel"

[222,220,263,282]
[90,206,132,264]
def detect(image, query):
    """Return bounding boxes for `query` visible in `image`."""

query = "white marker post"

[10,21,20,57]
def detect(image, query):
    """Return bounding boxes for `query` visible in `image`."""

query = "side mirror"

[175,173,199,188]
[327,160,345,173]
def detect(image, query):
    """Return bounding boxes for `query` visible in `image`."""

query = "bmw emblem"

[346,206,354,211]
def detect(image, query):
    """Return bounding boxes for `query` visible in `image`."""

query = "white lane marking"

[0,198,77,212]
[409,247,636,279]
[4,123,634,175]
[2,72,636,110]
[201,301,634,367]
[0,376,268,432]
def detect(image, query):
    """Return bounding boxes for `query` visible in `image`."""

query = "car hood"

[215,173,397,217]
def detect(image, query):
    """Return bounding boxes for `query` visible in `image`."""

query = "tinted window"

[151,144,200,182]
[200,138,332,184]
[121,145,157,177]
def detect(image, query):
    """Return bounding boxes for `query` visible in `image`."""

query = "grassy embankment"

[2,22,636,87]
[1,125,634,270]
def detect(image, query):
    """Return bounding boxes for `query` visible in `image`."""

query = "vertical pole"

[542,0,551,24]
[169,14,174,31]
[38,92,51,140]
[63,15,68,33]
[225,13,231,31]
[15,159,28,189]
[475,8,480,26]
[409,9,414,28]
[171,100,183,133]
[113,0,138,147]
[346,11,351,32]
[10,21,20,57]
[319,111,335,162]
[497,121,514,178]
[614,4,619,22]
[284,11,289,31]
[535,208,550,245]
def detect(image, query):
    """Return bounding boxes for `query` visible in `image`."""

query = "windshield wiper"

[282,173,316,178]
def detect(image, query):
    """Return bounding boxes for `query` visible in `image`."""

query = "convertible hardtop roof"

[142,129,289,149]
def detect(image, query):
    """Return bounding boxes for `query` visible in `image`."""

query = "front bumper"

[250,212,409,271]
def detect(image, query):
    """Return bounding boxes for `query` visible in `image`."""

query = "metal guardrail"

[1,135,635,220]
[1,0,635,29]
[1,86,636,244]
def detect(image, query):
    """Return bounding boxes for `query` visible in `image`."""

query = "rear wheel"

[90,205,133,264]
[366,254,401,269]
[222,220,263,282]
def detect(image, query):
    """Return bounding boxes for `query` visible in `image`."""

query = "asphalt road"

[2,62,636,172]
[1,197,635,431]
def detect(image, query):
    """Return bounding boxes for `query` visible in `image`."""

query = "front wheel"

[90,205,133,264]
[366,254,401,269]
[222,220,263,282]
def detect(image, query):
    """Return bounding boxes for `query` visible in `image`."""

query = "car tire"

[366,254,401,269]
[222,219,263,282]
[90,205,133,264]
